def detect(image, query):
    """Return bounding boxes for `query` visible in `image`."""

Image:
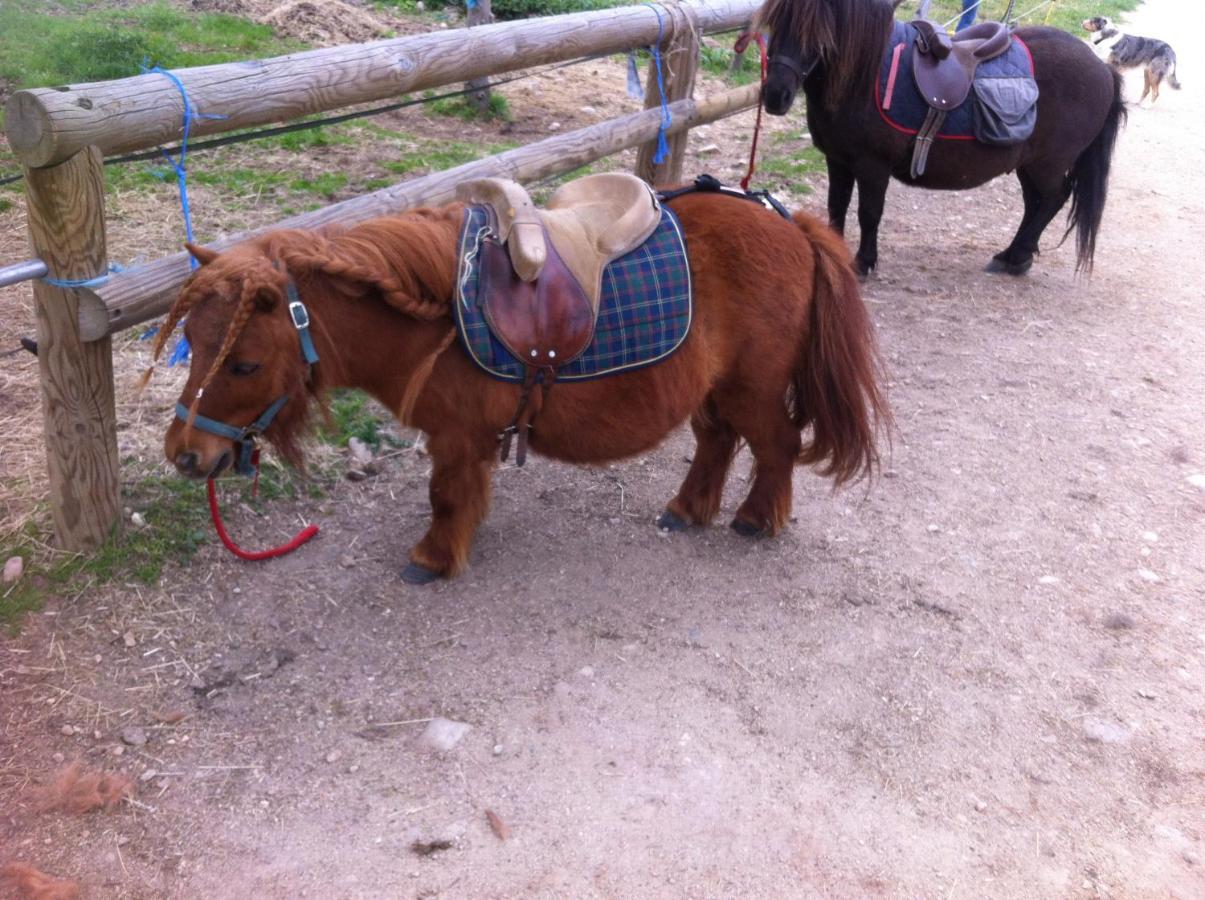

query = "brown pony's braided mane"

[755,0,894,111]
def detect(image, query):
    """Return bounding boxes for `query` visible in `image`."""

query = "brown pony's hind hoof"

[985,256,1034,276]
[656,510,691,532]
[401,562,441,585]
[730,518,770,538]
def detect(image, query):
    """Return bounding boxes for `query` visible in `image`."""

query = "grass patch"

[700,44,758,87]
[1,477,209,629]
[0,199,12,214]
[383,139,521,176]
[429,92,513,122]
[489,0,629,19]
[320,389,400,449]
[755,144,825,194]
[922,0,1141,31]
[1,466,330,629]
[0,1,299,94]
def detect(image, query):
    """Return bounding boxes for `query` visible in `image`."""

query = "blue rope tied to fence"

[644,3,672,165]
[42,263,127,290]
[141,63,226,365]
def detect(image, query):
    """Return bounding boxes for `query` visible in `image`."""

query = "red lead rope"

[206,451,319,561]
[735,31,769,193]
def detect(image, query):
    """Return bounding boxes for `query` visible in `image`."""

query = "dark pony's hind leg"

[404,432,495,583]
[989,167,1071,276]
[660,398,739,531]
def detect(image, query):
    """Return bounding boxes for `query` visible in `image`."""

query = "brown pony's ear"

[185,242,220,266]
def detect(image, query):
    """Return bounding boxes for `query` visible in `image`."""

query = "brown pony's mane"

[755,0,895,110]
[150,205,464,461]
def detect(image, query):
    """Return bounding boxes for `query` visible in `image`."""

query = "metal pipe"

[0,258,47,289]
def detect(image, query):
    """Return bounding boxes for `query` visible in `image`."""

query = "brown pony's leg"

[661,398,739,529]
[405,432,495,583]
[720,390,803,538]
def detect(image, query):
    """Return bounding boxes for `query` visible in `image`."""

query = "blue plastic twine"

[644,4,672,165]
[141,63,226,365]
[43,263,127,290]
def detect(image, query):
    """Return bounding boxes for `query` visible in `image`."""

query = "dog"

[1082,16,1181,104]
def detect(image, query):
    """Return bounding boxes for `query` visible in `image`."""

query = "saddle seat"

[913,19,1013,110]
[456,173,661,371]
[908,19,1013,178]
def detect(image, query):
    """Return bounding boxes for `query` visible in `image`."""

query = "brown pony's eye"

[230,361,261,376]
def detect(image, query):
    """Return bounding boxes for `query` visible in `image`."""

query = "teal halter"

[175,280,319,476]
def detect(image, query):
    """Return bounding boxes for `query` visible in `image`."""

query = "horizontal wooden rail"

[5,0,759,169]
[78,83,759,340]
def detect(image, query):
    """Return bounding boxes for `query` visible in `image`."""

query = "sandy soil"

[2,1,1204,898]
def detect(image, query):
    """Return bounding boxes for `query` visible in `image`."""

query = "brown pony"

[158,192,889,583]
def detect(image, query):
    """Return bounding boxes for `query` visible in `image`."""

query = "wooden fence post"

[636,4,700,186]
[465,0,495,115]
[23,147,121,551]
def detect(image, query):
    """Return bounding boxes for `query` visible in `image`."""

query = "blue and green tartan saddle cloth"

[453,204,693,383]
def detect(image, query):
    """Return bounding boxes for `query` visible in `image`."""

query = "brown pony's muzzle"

[164,419,234,479]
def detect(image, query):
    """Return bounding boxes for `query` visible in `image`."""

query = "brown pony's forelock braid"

[180,277,261,440]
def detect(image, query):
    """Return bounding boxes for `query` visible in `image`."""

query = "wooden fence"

[3,0,763,552]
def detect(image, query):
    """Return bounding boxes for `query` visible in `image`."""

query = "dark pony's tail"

[1066,67,1127,272]
[790,214,891,486]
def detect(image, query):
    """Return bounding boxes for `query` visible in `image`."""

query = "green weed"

[430,92,512,122]
[0,1,298,93]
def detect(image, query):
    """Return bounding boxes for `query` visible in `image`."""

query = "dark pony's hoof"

[985,255,1033,276]
[401,562,441,585]
[730,518,769,539]
[656,510,690,532]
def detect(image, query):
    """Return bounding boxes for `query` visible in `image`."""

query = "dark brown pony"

[158,193,888,582]
[756,0,1126,276]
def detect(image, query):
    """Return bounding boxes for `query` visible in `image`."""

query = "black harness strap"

[658,174,793,221]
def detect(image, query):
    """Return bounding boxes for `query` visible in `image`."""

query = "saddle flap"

[456,178,546,282]
[477,226,595,370]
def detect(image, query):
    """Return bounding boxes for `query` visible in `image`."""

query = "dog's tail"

[1168,54,1182,89]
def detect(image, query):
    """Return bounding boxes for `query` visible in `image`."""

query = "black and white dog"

[1083,16,1181,104]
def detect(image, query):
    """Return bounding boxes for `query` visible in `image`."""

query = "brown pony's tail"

[790,214,891,485]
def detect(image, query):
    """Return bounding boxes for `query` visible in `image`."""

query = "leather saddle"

[455,173,662,464]
[909,19,1013,177]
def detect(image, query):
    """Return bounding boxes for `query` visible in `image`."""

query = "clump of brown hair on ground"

[0,864,80,900]
[33,762,133,815]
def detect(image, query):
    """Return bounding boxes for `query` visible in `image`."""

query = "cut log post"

[79,84,760,340]
[24,147,120,551]
[464,0,495,116]
[5,0,760,169]
[636,3,700,186]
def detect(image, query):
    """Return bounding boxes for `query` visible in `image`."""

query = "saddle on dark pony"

[887,16,1039,177]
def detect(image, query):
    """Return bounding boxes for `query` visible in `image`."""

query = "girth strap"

[911,107,947,178]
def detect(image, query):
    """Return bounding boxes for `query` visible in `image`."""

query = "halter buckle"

[288,299,310,330]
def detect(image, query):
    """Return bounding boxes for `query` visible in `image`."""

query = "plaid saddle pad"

[454,204,692,382]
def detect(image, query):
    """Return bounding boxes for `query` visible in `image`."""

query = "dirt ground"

[2,1,1204,897]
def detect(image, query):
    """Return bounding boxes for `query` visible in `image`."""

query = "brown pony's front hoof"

[401,562,441,585]
[730,518,770,539]
[656,510,691,532]
[985,255,1033,276]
